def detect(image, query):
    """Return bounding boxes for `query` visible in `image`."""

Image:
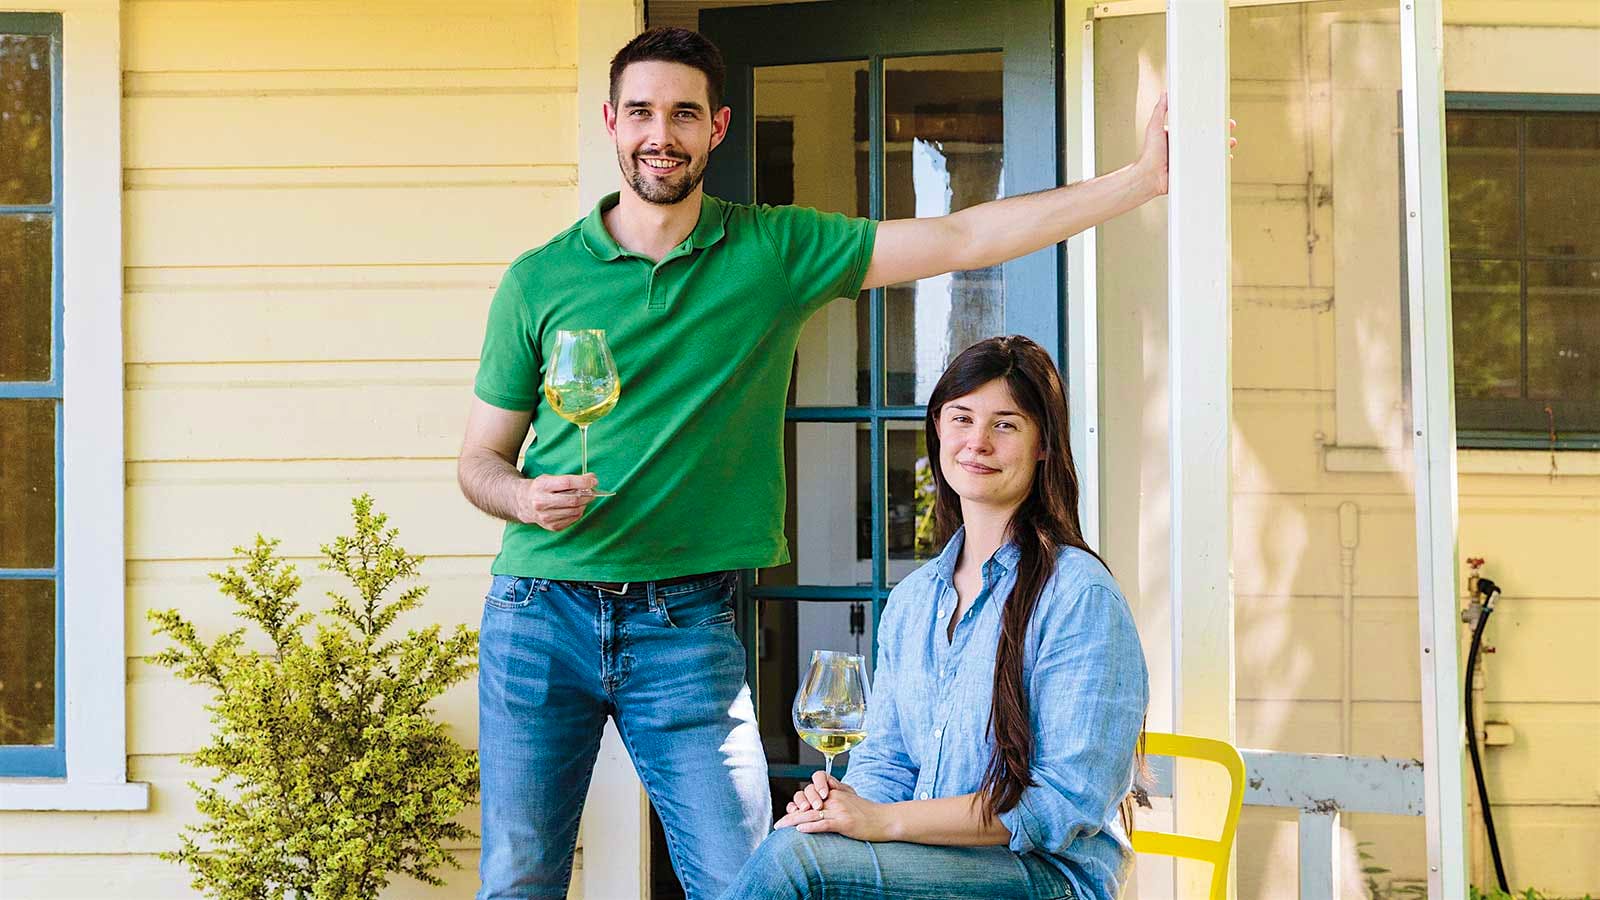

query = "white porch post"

[1064,0,1102,549]
[577,3,650,898]
[1398,0,1469,894]
[1165,2,1235,899]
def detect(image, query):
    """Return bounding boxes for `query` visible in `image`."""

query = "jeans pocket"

[484,574,543,610]
[653,573,735,628]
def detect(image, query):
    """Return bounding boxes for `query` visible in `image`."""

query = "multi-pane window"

[1447,100,1600,445]
[0,14,63,776]
[747,51,1010,788]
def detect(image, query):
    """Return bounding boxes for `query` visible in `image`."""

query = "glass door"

[700,0,1064,798]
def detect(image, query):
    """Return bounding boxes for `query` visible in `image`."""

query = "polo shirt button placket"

[644,268,662,311]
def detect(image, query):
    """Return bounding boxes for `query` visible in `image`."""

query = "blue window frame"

[0,11,66,777]
[1445,92,1600,451]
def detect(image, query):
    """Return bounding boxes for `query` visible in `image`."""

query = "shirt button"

[933,728,942,740]
[919,792,931,800]
[937,607,946,618]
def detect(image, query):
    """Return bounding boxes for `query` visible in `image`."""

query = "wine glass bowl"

[792,650,869,779]
[543,329,619,496]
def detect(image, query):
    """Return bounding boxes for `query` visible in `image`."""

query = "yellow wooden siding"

[125,265,498,364]
[0,1,582,896]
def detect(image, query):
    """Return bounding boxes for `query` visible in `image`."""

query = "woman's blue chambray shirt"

[842,527,1149,900]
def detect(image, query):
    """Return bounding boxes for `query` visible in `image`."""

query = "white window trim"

[0,0,145,812]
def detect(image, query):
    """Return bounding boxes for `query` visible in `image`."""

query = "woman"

[721,335,1148,900]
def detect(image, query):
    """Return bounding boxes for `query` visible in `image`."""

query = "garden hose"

[1465,576,1510,893]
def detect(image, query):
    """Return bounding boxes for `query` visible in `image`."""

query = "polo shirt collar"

[580,191,727,262]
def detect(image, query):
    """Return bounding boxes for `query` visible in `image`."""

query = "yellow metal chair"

[1129,732,1247,900]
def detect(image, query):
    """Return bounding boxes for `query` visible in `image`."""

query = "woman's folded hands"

[775,771,898,842]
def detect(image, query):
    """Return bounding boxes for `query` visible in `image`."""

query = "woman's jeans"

[476,572,770,900]
[720,828,1078,899]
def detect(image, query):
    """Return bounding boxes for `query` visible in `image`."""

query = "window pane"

[0,399,56,568]
[1445,113,1519,258]
[883,53,1005,406]
[0,213,53,382]
[754,61,871,407]
[1525,113,1600,259]
[1527,260,1600,403]
[0,579,56,746]
[882,423,936,585]
[763,422,872,588]
[1451,259,1523,400]
[0,33,52,205]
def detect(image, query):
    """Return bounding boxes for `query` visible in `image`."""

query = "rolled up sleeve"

[997,584,1149,856]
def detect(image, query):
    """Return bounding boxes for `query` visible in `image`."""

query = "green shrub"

[149,495,480,900]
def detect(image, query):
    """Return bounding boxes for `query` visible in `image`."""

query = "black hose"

[1465,578,1510,893]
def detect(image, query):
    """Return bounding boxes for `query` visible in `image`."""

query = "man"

[459,26,1170,900]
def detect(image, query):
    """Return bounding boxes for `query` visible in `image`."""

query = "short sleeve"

[754,204,877,317]
[473,264,541,410]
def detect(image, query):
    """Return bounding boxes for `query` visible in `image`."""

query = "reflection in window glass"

[1451,259,1522,399]
[884,426,937,587]
[0,20,61,766]
[1445,113,1518,257]
[754,61,871,408]
[0,399,55,568]
[1446,107,1600,432]
[766,422,871,588]
[883,53,1004,406]
[0,213,54,382]
[1525,114,1600,259]
[0,33,53,205]
[0,580,55,746]
[1527,260,1600,403]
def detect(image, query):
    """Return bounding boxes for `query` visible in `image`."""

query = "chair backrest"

[1129,732,1247,900]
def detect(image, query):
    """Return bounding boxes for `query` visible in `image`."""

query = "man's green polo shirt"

[474,192,876,581]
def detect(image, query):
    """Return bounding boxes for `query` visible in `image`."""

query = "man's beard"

[621,149,706,205]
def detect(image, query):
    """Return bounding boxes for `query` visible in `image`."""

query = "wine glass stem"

[580,424,590,477]
[823,753,836,779]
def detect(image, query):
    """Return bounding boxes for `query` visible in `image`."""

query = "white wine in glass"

[793,650,869,779]
[543,329,620,497]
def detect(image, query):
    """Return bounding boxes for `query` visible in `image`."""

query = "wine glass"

[542,329,620,497]
[792,650,869,779]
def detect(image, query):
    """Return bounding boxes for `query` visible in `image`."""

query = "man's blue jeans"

[720,828,1077,900]
[476,572,770,900]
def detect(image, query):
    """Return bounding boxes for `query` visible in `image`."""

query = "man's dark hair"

[609,27,727,111]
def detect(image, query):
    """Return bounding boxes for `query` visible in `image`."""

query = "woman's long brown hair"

[924,335,1144,829]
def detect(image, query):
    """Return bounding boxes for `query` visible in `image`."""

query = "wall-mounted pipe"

[1338,501,1360,755]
